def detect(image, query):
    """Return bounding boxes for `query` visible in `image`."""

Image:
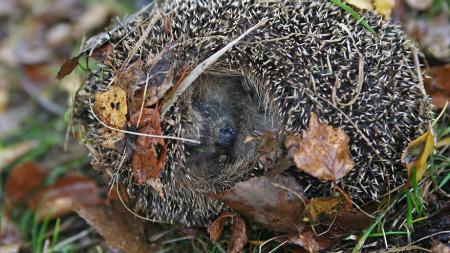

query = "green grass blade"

[50,218,61,252]
[329,0,376,34]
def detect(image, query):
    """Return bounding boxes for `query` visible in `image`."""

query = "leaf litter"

[285,112,355,181]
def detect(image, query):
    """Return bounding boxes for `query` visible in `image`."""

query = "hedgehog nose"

[217,127,236,147]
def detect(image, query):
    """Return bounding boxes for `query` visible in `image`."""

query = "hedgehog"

[74,0,432,227]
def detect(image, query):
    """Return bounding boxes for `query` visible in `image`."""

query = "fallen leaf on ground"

[401,128,435,182]
[208,212,232,242]
[0,140,39,170]
[130,108,166,184]
[344,0,373,10]
[405,0,433,11]
[431,240,450,253]
[207,212,247,253]
[5,161,46,207]
[75,200,157,253]
[29,175,101,219]
[406,14,450,62]
[56,56,80,80]
[211,175,307,234]
[424,65,450,109]
[304,196,347,224]
[413,202,450,242]
[228,216,248,253]
[374,0,395,17]
[93,86,128,129]
[285,112,355,181]
[288,229,339,252]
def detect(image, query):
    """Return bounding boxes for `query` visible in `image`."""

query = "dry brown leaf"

[211,175,307,234]
[56,55,80,80]
[285,112,355,181]
[431,240,450,253]
[98,128,125,150]
[288,229,339,252]
[0,140,39,170]
[228,216,248,253]
[344,0,373,10]
[29,175,101,219]
[5,161,46,207]
[131,48,177,112]
[75,200,157,253]
[91,42,113,61]
[401,128,435,182]
[93,86,128,129]
[208,212,232,242]
[130,108,166,184]
[425,65,450,109]
[114,59,145,99]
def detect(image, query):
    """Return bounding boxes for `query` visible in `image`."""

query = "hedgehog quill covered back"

[74,0,431,235]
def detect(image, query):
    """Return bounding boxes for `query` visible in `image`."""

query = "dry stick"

[87,92,200,144]
[136,72,150,128]
[161,18,269,116]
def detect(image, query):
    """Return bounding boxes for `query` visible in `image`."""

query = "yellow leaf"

[304,196,346,223]
[344,0,374,10]
[401,129,435,182]
[93,86,128,129]
[374,0,395,17]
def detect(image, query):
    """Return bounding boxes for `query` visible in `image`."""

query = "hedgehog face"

[181,75,274,179]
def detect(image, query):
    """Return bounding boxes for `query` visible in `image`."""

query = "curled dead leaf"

[401,128,435,182]
[114,59,145,105]
[285,112,355,181]
[5,161,46,207]
[93,86,128,129]
[207,212,247,253]
[29,175,101,219]
[424,65,450,109]
[228,216,248,253]
[56,55,80,80]
[75,200,157,253]
[431,240,450,253]
[208,211,232,242]
[130,109,166,185]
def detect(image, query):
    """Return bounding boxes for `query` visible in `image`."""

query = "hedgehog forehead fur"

[76,0,432,226]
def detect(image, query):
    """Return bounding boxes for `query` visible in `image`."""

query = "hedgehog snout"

[217,127,236,147]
